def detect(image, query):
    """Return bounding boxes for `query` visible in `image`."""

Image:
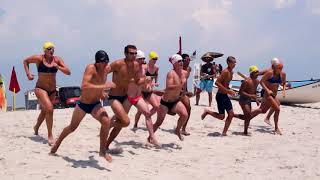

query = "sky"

[0,0,319,107]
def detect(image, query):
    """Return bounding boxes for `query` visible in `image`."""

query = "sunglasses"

[46,47,54,51]
[128,52,137,55]
[152,58,158,61]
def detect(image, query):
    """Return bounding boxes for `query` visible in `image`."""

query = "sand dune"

[0,93,320,180]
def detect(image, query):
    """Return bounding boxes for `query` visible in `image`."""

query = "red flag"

[9,66,20,93]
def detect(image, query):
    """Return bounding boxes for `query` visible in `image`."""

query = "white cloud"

[275,0,296,9]
[306,0,320,15]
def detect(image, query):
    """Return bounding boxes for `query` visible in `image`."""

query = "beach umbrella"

[201,52,224,62]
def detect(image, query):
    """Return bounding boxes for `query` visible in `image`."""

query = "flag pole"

[13,88,16,111]
[179,36,182,55]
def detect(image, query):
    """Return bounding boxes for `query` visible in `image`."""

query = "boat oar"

[237,71,248,79]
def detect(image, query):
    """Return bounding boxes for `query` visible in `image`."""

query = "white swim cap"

[136,50,145,59]
[271,57,280,65]
[170,54,183,64]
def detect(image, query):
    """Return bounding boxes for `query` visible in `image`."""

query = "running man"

[23,42,71,145]
[106,45,141,152]
[234,66,260,135]
[153,54,188,141]
[50,50,115,162]
[201,56,237,136]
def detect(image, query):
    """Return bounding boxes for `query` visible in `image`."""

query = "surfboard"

[0,76,7,112]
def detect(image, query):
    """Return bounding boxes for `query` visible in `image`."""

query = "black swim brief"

[108,95,128,104]
[160,98,179,112]
[77,101,100,114]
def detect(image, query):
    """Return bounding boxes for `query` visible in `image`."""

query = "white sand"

[0,93,320,180]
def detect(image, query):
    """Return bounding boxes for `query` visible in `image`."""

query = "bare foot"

[275,128,282,135]
[147,137,161,148]
[174,129,184,141]
[222,133,227,136]
[48,137,55,146]
[33,126,39,135]
[201,109,208,120]
[264,118,271,126]
[100,153,112,162]
[181,130,191,136]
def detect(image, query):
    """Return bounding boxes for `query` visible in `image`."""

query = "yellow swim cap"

[249,65,259,73]
[43,42,55,50]
[149,51,158,60]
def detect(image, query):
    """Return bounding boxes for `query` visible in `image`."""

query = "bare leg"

[240,104,252,135]
[222,110,234,136]
[106,100,131,150]
[134,111,142,128]
[173,102,188,141]
[148,94,160,117]
[208,92,212,107]
[135,99,159,147]
[181,96,191,136]
[201,108,225,120]
[50,106,86,154]
[33,109,46,135]
[264,108,274,125]
[153,105,167,133]
[91,106,112,162]
[34,88,56,145]
[195,89,201,105]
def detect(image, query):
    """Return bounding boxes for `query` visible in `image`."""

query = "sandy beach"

[0,93,319,180]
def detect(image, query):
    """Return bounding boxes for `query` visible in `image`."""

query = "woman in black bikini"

[133,51,161,128]
[251,63,286,135]
[23,42,71,145]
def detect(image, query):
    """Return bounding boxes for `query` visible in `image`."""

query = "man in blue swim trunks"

[195,52,218,107]
[50,50,116,162]
[201,56,237,136]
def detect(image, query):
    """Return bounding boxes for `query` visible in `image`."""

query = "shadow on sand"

[207,132,222,137]
[61,155,110,171]
[282,104,320,110]
[254,126,274,134]
[28,135,48,145]
[113,140,182,152]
